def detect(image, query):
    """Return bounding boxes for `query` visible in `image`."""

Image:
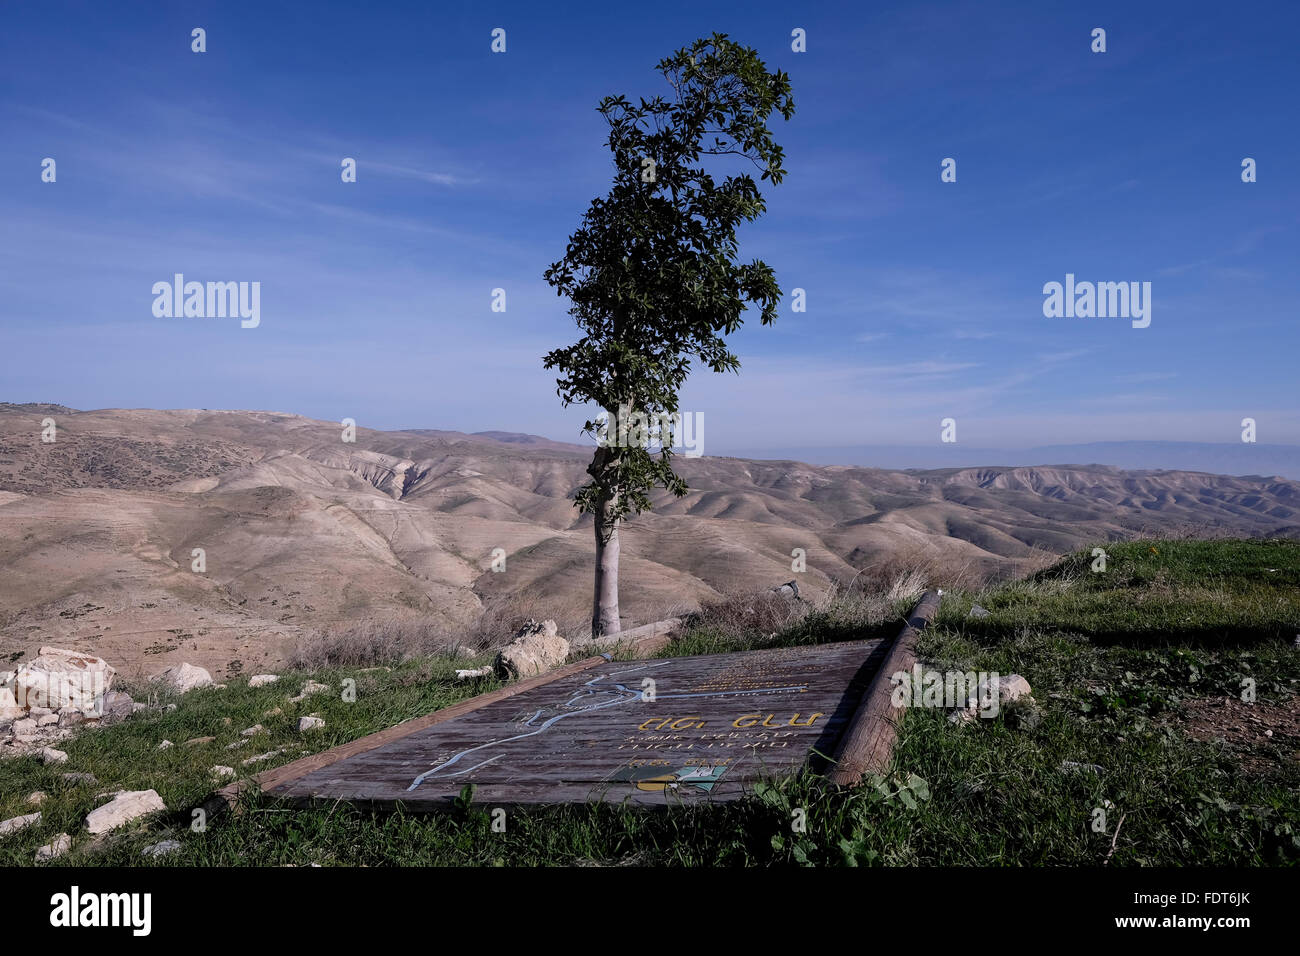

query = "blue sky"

[2,0,1297,456]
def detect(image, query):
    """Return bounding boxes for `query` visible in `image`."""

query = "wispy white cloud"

[855,360,981,377]
[354,159,471,186]
[1117,371,1177,384]
[1034,349,1091,364]
[1076,392,1171,407]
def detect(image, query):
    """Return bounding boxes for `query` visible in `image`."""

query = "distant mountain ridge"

[1,404,1296,679]
[722,441,1300,480]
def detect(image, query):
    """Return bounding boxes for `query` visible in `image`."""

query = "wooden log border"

[825,588,942,787]
[576,616,682,654]
[214,622,681,809]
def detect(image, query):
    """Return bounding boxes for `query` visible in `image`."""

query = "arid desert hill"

[1,402,1297,679]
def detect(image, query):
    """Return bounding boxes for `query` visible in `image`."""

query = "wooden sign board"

[268,639,889,809]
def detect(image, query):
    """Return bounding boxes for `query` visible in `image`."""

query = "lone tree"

[544,34,794,637]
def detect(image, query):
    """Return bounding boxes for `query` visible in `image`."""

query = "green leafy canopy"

[543,33,794,523]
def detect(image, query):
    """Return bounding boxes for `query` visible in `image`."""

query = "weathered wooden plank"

[218,655,610,806]
[225,594,943,813]
[578,616,682,654]
[218,622,691,807]
[269,639,888,810]
[825,589,941,786]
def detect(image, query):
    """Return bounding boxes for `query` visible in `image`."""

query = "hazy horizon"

[8,398,1300,479]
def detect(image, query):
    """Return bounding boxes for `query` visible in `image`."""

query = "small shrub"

[688,589,809,642]
[847,543,990,596]
[289,618,447,669]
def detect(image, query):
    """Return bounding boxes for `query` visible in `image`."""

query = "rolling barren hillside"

[1,402,1297,679]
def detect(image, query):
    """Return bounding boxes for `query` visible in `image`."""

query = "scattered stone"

[241,724,266,736]
[996,674,1033,704]
[101,690,136,723]
[84,789,166,834]
[36,713,59,727]
[948,674,1034,724]
[262,707,283,717]
[225,740,249,750]
[57,707,85,728]
[30,706,53,717]
[968,604,991,619]
[772,580,801,600]
[164,703,177,712]
[456,645,478,660]
[493,619,570,680]
[183,736,215,747]
[298,715,325,732]
[242,748,287,766]
[35,833,72,863]
[221,717,232,726]
[13,718,37,736]
[288,680,330,703]
[26,791,47,806]
[210,766,235,779]
[1060,761,1106,774]
[0,683,22,721]
[157,739,173,750]
[248,674,279,688]
[141,839,182,859]
[0,811,41,837]
[456,667,493,680]
[60,772,97,785]
[6,647,116,715]
[150,662,213,694]
[41,746,69,765]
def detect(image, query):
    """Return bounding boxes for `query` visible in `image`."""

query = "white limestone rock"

[7,647,115,716]
[0,811,41,837]
[288,680,329,703]
[84,790,166,835]
[36,833,72,863]
[150,662,213,694]
[493,619,569,680]
[142,839,182,858]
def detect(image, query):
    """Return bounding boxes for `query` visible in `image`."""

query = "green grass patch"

[3,538,1297,866]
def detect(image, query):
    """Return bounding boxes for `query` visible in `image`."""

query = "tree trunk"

[592,487,622,637]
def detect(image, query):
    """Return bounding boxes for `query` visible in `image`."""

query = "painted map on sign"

[271,640,888,808]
